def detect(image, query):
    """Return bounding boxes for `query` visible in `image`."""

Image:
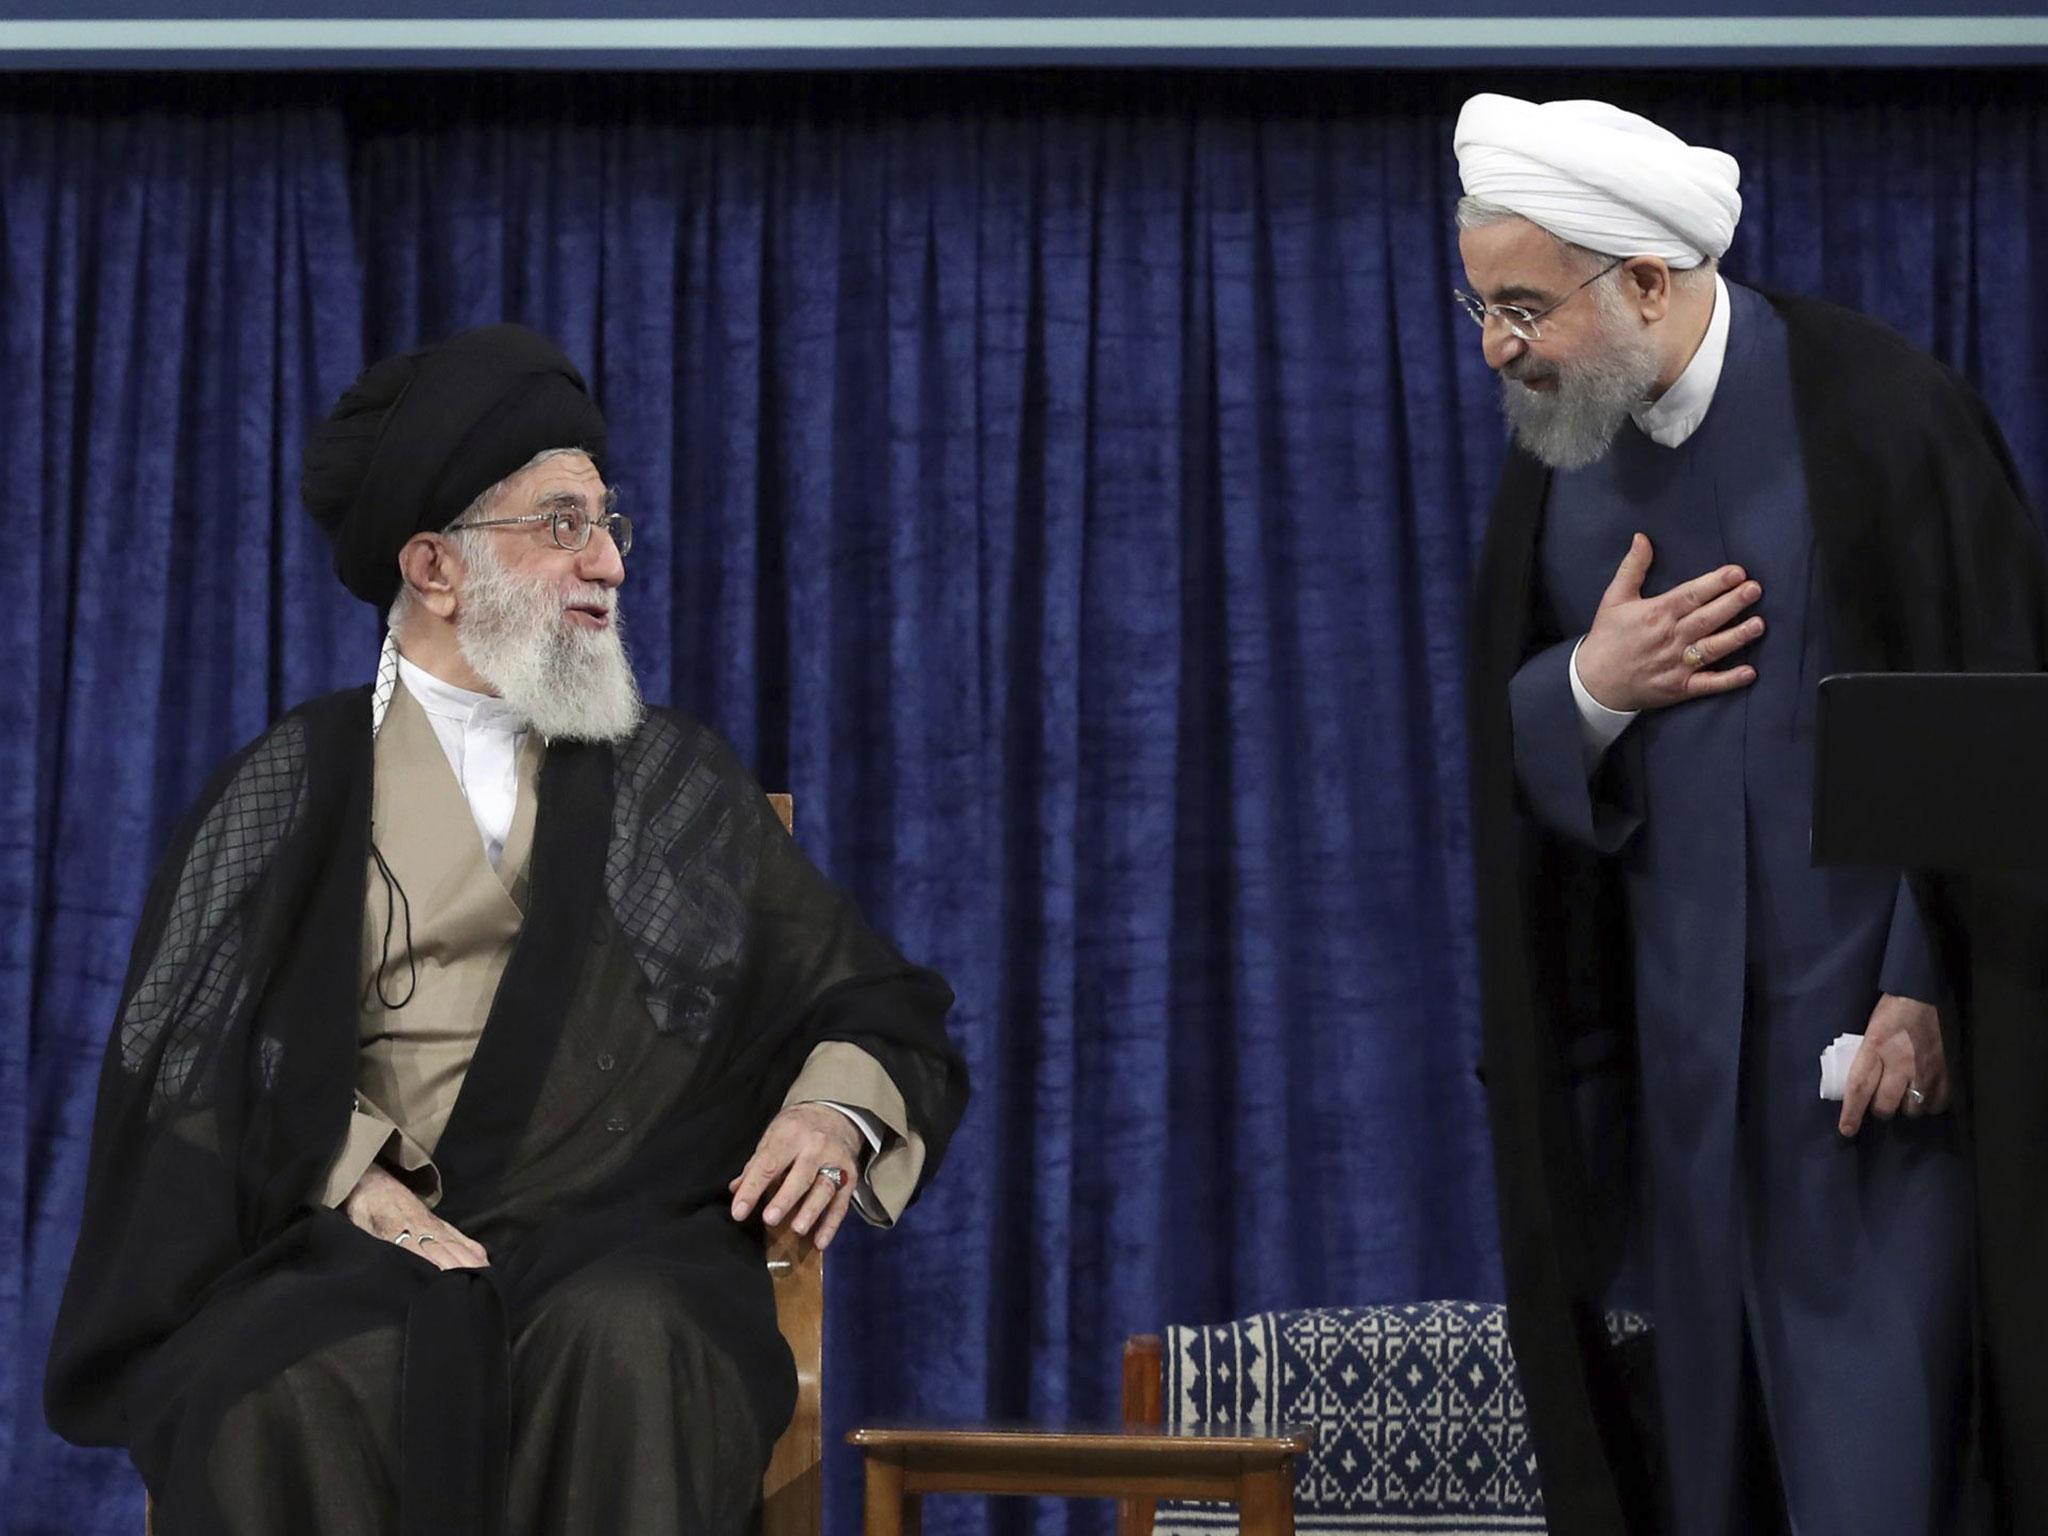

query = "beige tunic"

[317,681,924,1219]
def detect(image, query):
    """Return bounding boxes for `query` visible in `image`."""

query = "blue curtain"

[4,93,370,1533]
[6,68,2045,1536]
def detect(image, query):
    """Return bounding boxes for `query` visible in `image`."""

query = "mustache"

[1503,357,1558,385]
[559,585,616,613]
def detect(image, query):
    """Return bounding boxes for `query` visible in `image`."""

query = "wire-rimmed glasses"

[1452,256,1626,341]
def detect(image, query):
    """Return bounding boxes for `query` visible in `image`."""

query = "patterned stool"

[1121,1301,1650,1536]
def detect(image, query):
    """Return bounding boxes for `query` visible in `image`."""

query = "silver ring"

[417,1234,438,1246]
[1909,1086,1927,1106]
[815,1165,846,1191]
[393,1230,414,1247]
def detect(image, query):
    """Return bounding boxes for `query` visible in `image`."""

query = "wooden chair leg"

[1237,1466,1294,1536]
[861,1455,920,1536]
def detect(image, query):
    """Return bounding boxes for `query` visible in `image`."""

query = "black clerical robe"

[45,688,968,1535]
[1467,292,2048,1535]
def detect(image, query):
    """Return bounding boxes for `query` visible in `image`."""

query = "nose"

[577,526,627,587]
[1481,323,1526,373]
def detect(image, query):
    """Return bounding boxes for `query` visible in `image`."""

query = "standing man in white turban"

[1454,95,2048,1535]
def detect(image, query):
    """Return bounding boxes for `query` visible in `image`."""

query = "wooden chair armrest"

[762,1223,824,1536]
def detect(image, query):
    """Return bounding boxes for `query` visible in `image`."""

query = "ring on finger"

[1909,1085,1927,1107]
[418,1234,439,1247]
[393,1230,414,1247]
[816,1164,847,1192]
[1681,643,1707,670]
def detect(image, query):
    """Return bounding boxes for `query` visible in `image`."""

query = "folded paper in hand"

[1818,1033,1863,1102]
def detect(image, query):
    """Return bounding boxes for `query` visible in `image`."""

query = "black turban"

[300,324,608,609]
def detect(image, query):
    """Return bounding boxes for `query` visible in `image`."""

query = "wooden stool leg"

[862,1455,922,1536]
[1237,1466,1294,1536]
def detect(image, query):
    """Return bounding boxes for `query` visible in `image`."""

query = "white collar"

[1631,274,1731,449]
[395,653,528,734]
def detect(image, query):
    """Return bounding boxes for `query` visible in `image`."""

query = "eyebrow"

[531,486,620,515]
[1488,284,1552,307]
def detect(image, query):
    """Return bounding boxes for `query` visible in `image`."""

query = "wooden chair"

[762,1220,826,1536]
[761,793,827,1536]
[1117,1334,1168,1536]
[1116,1302,1651,1536]
[149,793,825,1536]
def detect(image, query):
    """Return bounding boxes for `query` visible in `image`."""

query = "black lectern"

[1813,673,2048,869]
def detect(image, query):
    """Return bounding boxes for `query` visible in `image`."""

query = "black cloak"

[44,688,967,1533]
[1467,292,2048,1534]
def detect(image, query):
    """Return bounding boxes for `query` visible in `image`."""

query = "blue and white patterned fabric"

[1153,1302,1649,1536]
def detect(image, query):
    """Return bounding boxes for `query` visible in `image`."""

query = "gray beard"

[454,541,645,743]
[1498,315,1665,472]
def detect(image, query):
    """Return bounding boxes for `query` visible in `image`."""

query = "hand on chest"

[1539,445,1811,648]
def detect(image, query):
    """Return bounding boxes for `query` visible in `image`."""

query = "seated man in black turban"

[44,323,969,1535]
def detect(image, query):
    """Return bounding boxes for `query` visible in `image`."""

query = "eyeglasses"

[1452,256,1626,342]
[445,502,634,557]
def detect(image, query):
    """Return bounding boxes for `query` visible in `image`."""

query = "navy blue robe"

[1509,284,1970,1534]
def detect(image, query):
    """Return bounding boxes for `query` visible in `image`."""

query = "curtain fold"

[5,67,2044,1536]
[2,91,366,1533]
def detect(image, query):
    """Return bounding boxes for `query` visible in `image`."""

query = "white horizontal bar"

[0,16,2045,53]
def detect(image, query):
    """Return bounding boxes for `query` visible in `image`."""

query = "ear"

[396,533,462,621]
[1620,256,1673,323]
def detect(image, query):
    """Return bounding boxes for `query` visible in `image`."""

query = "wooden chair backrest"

[147,792,824,1536]
[1117,1333,1166,1536]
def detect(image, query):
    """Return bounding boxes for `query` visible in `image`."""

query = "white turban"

[1454,93,1741,269]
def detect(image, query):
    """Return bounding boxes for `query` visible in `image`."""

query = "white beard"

[1497,286,1665,472]
[454,538,645,743]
